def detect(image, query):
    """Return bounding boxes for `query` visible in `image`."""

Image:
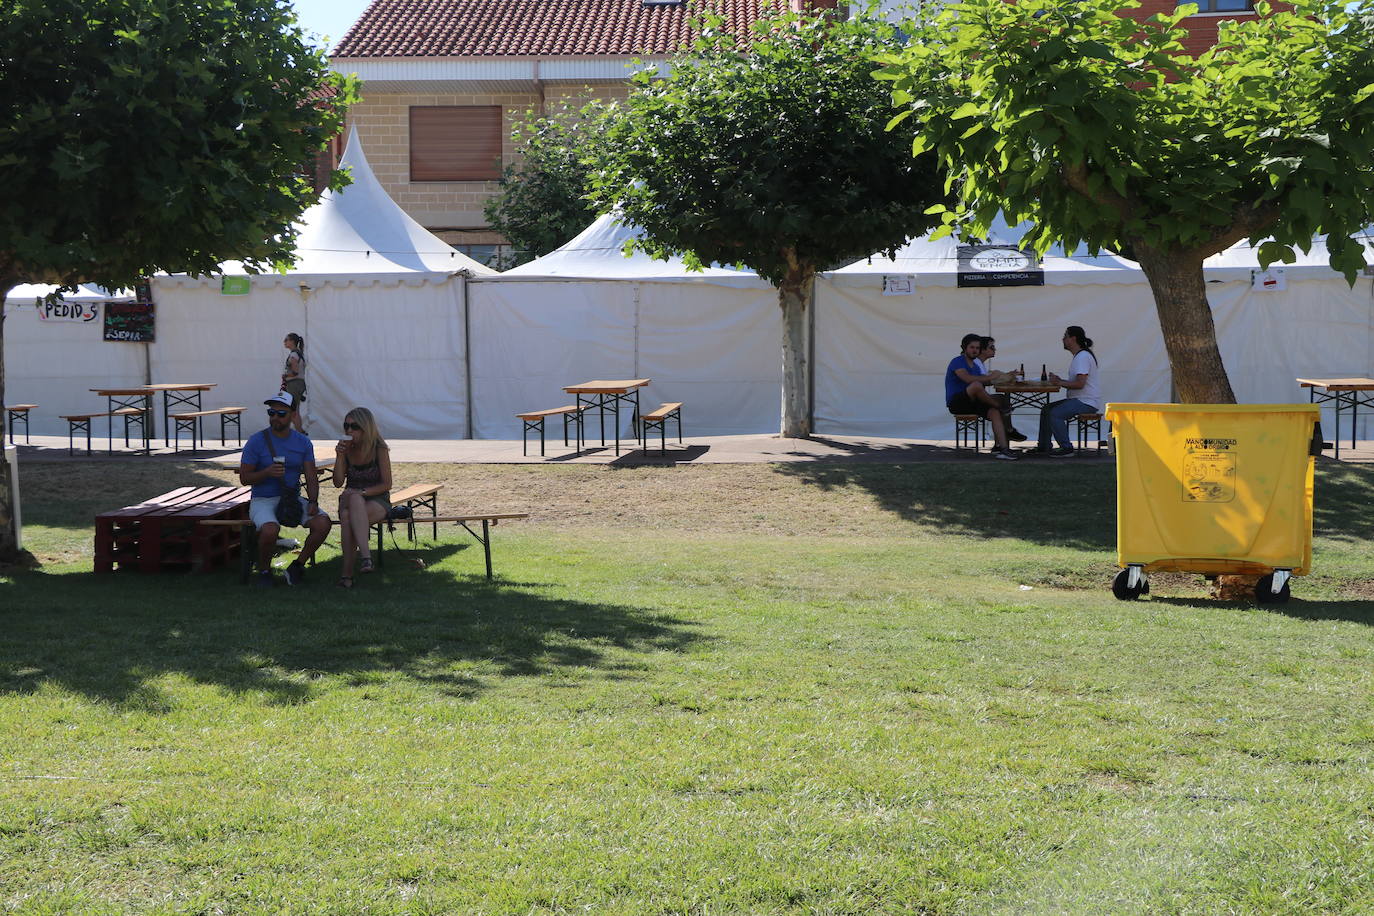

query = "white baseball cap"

[264,390,295,409]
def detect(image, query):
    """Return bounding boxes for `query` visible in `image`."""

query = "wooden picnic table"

[143,383,216,448]
[1296,377,1374,459]
[563,378,650,456]
[991,379,1063,412]
[95,485,251,574]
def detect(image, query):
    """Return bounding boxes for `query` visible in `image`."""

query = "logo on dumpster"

[1183,438,1237,502]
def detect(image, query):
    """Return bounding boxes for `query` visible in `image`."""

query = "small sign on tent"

[882,275,915,296]
[957,245,1044,287]
[1251,268,1286,291]
[221,276,251,296]
[36,299,100,323]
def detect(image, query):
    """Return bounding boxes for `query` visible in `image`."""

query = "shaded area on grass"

[1312,461,1374,544]
[0,556,701,708]
[772,460,1117,550]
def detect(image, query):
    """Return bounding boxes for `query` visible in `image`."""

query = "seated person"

[1035,325,1103,458]
[238,390,331,586]
[977,336,1022,386]
[945,333,1019,460]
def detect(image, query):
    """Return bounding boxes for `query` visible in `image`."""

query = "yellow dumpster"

[1104,403,1321,604]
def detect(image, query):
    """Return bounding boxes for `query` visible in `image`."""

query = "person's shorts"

[947,391,993,418]
[249,495,329,529]
[281,377,306,405]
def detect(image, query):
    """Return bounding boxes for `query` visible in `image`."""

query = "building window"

[1181,0,1253,11]
[410,106,503,182]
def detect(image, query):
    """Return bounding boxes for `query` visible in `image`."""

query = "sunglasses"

[342,422,362,431]
[266,408,290,417]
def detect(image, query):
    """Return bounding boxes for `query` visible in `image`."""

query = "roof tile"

[333,0,767,58]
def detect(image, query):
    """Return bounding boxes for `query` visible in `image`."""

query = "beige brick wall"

[344,84,629,238]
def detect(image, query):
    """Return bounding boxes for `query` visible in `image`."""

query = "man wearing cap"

[238,390,330,586]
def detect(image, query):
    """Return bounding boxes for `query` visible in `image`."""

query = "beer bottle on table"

[1040,364,1048,382]
[1019,363,1025,378]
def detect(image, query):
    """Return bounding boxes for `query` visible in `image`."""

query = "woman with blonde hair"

[332,407,392,587]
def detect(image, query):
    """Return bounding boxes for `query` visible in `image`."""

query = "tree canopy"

[483,103,609,268]
[879,0,1374,402]
[0,0,356,559]
[589,7,948,435]
[0,0,357,291]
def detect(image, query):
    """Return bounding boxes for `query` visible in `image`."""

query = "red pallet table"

[95,485,251,574]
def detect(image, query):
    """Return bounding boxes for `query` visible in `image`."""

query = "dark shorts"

[947,391,992,417]
[282,377,306,405]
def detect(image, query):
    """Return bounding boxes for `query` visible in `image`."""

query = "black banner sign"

[956,244,1044,287]
[104,282,155,342]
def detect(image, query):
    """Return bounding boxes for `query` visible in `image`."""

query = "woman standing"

[1035,326,1102,457]
[332,407,392,587]
[281,332,307,432]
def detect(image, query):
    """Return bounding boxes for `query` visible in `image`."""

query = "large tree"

[483,103,610,268]
[589,7,948,437]
[0,0,357,560]
[880,0,1374,403]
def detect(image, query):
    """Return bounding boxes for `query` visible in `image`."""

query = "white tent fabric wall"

[3,297,148,436]
[1209,276,1374,436]
[812,275,1170,439]
[468,280,638,440]
[148,275,467,441]
[466,277,782,439]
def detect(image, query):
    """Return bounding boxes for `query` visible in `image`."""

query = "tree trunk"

[778,256,814,438]
[0,270,20,562]
[1136,248,1236,404]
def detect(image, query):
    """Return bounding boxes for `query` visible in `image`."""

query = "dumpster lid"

[1105,403,1321,417]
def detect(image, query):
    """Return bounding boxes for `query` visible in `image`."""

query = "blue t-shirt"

[242,428,314,498]
[945,355,977,405]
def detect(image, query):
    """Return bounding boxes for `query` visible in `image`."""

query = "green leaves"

[586,7,948,288]
[0,0,357,289]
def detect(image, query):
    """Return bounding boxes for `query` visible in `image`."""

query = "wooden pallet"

[94,485,252,574]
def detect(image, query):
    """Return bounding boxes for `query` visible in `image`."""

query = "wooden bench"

[60,407,148,455]
[953,414,985,452]
[202,510,528,582]
[6,404,36,445]
[517,405,586,456]
[168,406,246,453]
[639,402,683,454]
[1072,413,1106,451]
[380,482,443,540]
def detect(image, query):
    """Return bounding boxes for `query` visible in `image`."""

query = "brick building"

[329,0,1268,263]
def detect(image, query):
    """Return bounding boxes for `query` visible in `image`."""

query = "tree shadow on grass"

[1144,595,1374,627]
[0,555,702,709]
[771,459,1117,550]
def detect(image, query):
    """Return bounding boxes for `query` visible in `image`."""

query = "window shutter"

[410,106,503,182]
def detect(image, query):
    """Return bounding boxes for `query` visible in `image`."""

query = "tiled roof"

[332,0,767,58]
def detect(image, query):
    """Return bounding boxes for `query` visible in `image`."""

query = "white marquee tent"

[813,221,1374,440]
[5,133,492,440]
[468,214,783,439]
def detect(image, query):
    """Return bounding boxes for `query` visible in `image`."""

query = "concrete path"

[10,432,1370,465]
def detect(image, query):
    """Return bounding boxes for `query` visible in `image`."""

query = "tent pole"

[463,275,473,440]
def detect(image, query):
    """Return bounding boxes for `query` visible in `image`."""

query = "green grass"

[2,460,1374,913]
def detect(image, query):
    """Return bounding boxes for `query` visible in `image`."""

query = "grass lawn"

[3,458,1374,914]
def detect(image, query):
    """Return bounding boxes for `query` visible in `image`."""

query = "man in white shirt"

[1035,325,1102,457]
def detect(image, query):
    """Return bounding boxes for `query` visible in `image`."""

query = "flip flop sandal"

[359,558,375,574]
[337,576,354,589]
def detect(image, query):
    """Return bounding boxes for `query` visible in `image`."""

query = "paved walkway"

[9,432,1372,465]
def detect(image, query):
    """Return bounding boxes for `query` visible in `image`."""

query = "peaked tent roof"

[502,212,759,281]
[3,283,133,303]
[205,130,495,280]
[832,214,1142,286]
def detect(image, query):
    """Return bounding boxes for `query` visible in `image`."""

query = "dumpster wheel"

[1255,570,1292,605]
[1112,566,1148,601]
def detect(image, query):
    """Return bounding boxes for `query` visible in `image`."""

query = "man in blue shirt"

[945,333,1019,460]
[238,390,331,586]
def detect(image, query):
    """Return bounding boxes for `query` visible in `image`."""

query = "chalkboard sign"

[104,301,155,342]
